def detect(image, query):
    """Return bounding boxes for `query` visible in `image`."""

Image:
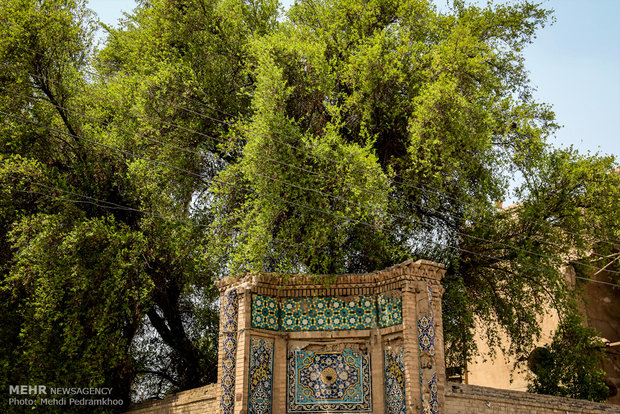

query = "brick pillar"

[402,282,422,413]
[234,286,251,414]
[370,328,385,414]
[415,280,439,414]
[431,284,447,411]
[272,334,287,413]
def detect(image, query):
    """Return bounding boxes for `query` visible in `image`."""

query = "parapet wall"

[124,381,620,414]
[124,383,218,413]
[445,382,620,413]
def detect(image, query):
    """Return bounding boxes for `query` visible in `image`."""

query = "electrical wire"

[2,83,617,273]
[4,56,618,250]
[2,114,619,287]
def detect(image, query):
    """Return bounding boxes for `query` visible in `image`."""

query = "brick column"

[272,334,287,413]
[431,284,447,412]
[234,286,252,414]
[415,280,438,414]
[402,282,422,413]
[370,329,385,414]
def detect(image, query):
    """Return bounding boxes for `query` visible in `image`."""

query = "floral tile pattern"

[384,346,406,414]
[222,289,239,333]
[428,372,439,414]
[248,337,274,414]
[417,284,435,356]
[281,296,376,331]
[417,315,436,356]
[377,295,403,328]
[288,349,372,412]
[220,289,238,414]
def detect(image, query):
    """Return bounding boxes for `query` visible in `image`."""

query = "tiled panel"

[428,372,439,414]
[384,346,406,414]
[417,315,436,356]
[418,284,435,356]
[220,289,238,414]
[248,337,274,414]
[281,296,376,331]
[251,295,280,330]
[222,289,239,332]
[251,293,404,331]
[288,349,372,412]
[377,295,403,328]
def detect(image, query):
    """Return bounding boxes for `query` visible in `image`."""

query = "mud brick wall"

[445,382,620,414]
[124,383,218,414]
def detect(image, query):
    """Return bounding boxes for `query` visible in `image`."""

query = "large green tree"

[0,0,278,408]
[212,0,620,379]
[1,0,618,409]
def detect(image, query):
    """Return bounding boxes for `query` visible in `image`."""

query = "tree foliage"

[528,312,609,402]
[1,0,618,408]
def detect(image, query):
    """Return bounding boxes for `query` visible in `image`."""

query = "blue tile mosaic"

[281,296,376,331]
[222,289,239,333]
[384,347,406,414]
[220,289,238,414]
[417,284,435,356]
[428,372,438,414]
[251,294,403,331]
[377,295,403,328]
[248,337,274,414]
[288,349,372,412]
[252,295,279,330]
[417,316,435,356]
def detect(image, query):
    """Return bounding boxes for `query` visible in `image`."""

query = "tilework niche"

[384,345,406,414]
[288,347,372,413]
[251,294,402,331]
[216,259,446,414]
[248,337,274,414]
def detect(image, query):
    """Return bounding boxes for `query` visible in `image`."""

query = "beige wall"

[583,267,620,404]
[124,383,218,414]
[465,266,620,403]
[466,308,559,392]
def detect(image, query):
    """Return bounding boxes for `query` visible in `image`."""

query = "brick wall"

[446,382,620,414]
[124,381,620,414]
[124,383,218,414]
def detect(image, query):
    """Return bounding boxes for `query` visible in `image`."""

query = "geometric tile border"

[251,294,403,331]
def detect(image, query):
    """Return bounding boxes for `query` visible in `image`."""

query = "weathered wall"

[465,264,620,403]
[124,383,218,414]
[465,307,559,392]
[446,382,620,414]
[583,267,620,404]
[124,381,620,414]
